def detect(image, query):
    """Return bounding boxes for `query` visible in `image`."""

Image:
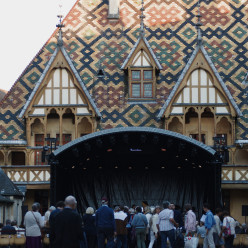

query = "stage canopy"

[50,127,221,216]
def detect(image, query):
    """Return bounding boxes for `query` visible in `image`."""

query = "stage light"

[161,148,166,152]
[128,166,132,170]
[199,165,202,168]
[114,166,118,169]
[107,148,112,152]
[161,166,165,169]
[185,158,188,161]
[72,166,75,169]
[177,166,181,169]
[83,167,87,170]
[145,166,149,170]
[87,158,90,161]
[98,166,103,169]
[176,155,179,158]
[192,162,195,165]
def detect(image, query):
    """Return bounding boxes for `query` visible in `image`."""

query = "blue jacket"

[95,205,116,230]
[204,210,216,230]
[131,213,148,229]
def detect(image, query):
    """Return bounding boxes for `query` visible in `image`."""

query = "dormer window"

[121,37,162,100]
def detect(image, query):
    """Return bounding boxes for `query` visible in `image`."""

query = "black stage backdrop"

[55,166,219,218]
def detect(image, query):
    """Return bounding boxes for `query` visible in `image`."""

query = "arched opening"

[0,151,4,165]
[62,109,75,144]
[216,117,232,146]
[9,151,26,165]
[77,118,92,137]
[168,117,183,134]
[234,149,248,165]
[185,107,199,140]
[201,107,214,146]
[47,109,60,145]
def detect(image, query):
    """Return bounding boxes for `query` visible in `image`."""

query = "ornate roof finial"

[140,0,145,37]
[196,0,203,46]
[56,14,65,47]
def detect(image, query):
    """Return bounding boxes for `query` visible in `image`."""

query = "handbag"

[184,236,199,248]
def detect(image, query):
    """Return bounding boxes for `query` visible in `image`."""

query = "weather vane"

[140,0,145,37]
[195,0,203,45]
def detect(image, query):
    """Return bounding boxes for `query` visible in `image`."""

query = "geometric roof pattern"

[0,0,248,140]
[0,168,23,197]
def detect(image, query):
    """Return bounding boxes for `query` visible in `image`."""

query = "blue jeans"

[160,229,175,248]
[117,234,127,248]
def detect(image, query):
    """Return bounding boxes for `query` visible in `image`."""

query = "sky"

[0,0,77,92]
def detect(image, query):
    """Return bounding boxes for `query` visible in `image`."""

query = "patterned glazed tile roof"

[0,0,247,140]
[0,168,23,197]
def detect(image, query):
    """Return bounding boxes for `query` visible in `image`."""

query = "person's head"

[242,223,247,229]
[5,219,11,226]
[49,206,56,212]
[129,208,135,214]
[203,202,210,213]
[215,208,222,216]
[114,206,120,212]
[155,206,161,214]
[86,207,94,215]
[170,203,175,210]
[163,201,170,209]
[32,202,40,212]
[11,220,17,226]
[56,201,65,209]
[222,210,229,218]
[132,204,136,209]
[136,206,142,213]
[101,197,108,206]
[65,195,77,209]
[185,203,192,212]
[124,206,129,214]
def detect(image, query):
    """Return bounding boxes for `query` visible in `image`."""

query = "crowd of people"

[0,196,247,248]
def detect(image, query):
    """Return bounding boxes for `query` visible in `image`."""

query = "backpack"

[223,217,232,237]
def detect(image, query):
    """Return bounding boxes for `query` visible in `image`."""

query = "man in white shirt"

[156,201,178,248]
[222,211,236,248]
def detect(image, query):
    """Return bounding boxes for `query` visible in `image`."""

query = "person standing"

[115,205,128,248]
[49,201,65,248]
[131,206,148,248]
[213,208,224,248]
[95,197,116,248]
[156,201,178,248]
[148,206,161,248]
[83,207,97,248]
[222,211,236,248]
[54,195,84,248]
[24,202,44,248]
[170,204,183,229]
[203,203,216,248]
[184,203,196,236]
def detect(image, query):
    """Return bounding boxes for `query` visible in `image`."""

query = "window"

[34,134,44,165]
[129,50,155,99]
[131,70,153,98]
[62,134,72,145]
[190,134,206,144]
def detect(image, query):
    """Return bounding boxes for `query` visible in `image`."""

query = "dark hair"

[222,211,229,217]
[11,220,17,226]
[163,201,170,209]
[203,202,210,209]
[0,223,3,228]
[136,206,142,213]
[215,208,222,214]
[119,205,125,211]
[32,202,40,211]
[56,201,65,208]
[6,219,11,225]
[185,203,192,211]
[124,206,129,213]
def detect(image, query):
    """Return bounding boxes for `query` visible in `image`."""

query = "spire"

[56,15,65,47]
[195,0,203,46]
[140,0,145,37]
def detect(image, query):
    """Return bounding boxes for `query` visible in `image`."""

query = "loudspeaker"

[242,205,248,216]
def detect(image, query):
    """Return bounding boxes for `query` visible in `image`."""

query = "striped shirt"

[157,208,174,231]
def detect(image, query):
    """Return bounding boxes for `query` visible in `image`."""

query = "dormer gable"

[19,44,101,119]
[158,45,242,119]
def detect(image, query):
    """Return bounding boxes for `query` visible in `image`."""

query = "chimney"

[108,0,120,19]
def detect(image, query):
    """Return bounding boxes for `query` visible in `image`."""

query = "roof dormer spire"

[140,0,145,37]
[195,0,203,46]
[56,15,65,47]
